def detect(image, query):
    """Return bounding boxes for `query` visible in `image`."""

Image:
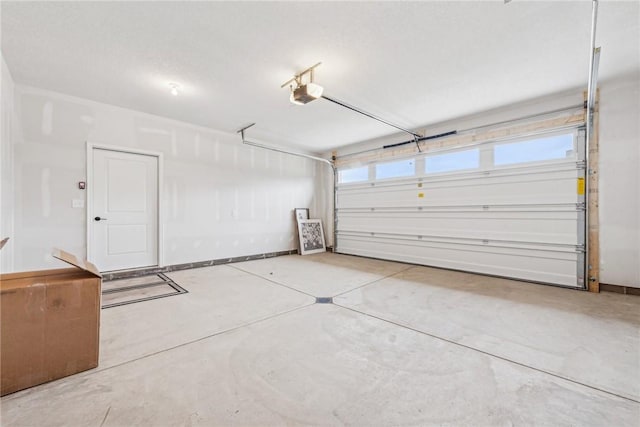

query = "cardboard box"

[0,249,101,396]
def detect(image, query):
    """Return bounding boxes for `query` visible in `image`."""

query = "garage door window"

[494,134,574,166]
[425,148,479,174]
[375,159,415,180]
[338,165,369,184]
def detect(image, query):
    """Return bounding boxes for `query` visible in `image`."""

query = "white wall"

[598,74,640,287]
[6,84,327,272]
[5,65,637,285]
[1,54,16,273]
[329,76,640,288]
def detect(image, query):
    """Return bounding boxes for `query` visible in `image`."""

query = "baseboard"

[102,249,298,281]
[600,283,640,296]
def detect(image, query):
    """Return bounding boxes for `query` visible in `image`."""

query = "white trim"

[86,142,164,269]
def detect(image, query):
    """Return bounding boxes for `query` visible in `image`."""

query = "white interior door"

[91,148,159,271]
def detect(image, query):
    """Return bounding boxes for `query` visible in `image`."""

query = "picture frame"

[297,219,326,255]
[294,208,309,222]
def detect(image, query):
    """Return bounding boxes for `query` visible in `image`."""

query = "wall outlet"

[72,199,85,208]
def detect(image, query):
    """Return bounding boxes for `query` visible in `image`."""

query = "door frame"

[86,142,164,269]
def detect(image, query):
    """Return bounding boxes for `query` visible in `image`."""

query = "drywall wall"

[329,77,640,288]
[7,85,327,272]
[1,54,16,273]
[598,74,640,288]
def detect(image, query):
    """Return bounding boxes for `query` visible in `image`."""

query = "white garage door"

[335,129,586,288]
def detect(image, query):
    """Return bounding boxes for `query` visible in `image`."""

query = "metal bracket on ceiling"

[280,62,322,90]
[237,122,256,141]
[413,135,422,153]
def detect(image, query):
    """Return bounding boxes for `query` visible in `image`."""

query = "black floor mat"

[101,273,188,309]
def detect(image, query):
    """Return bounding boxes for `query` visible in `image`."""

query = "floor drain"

[316,297,333,304]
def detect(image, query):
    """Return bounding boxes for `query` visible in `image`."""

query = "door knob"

[94,216,108,221]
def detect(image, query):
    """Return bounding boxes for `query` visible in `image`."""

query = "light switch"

[72,199,85,208]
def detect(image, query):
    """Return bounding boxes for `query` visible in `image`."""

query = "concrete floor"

[1,253,639,426]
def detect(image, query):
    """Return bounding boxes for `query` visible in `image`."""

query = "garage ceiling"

[1,1,638,152]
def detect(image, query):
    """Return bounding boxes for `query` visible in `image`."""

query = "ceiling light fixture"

[281,62,323,105]
[168,82,181,96]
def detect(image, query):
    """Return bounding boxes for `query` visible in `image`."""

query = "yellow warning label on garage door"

[418,192,425,198]
[577,178,585,195]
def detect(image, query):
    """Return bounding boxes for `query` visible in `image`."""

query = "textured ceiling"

[1,1,638,152]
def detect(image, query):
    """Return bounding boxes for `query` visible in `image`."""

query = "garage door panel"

[337,234,579,287]
[337,212,579,245]
[337,171,580,209]
[335,129,586,288]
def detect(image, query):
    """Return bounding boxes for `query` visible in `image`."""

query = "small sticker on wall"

[577,178,585,195]
[418,192,425,198]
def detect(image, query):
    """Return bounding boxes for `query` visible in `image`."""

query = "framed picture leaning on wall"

[294,208,309,222]
[297,219,326,255]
